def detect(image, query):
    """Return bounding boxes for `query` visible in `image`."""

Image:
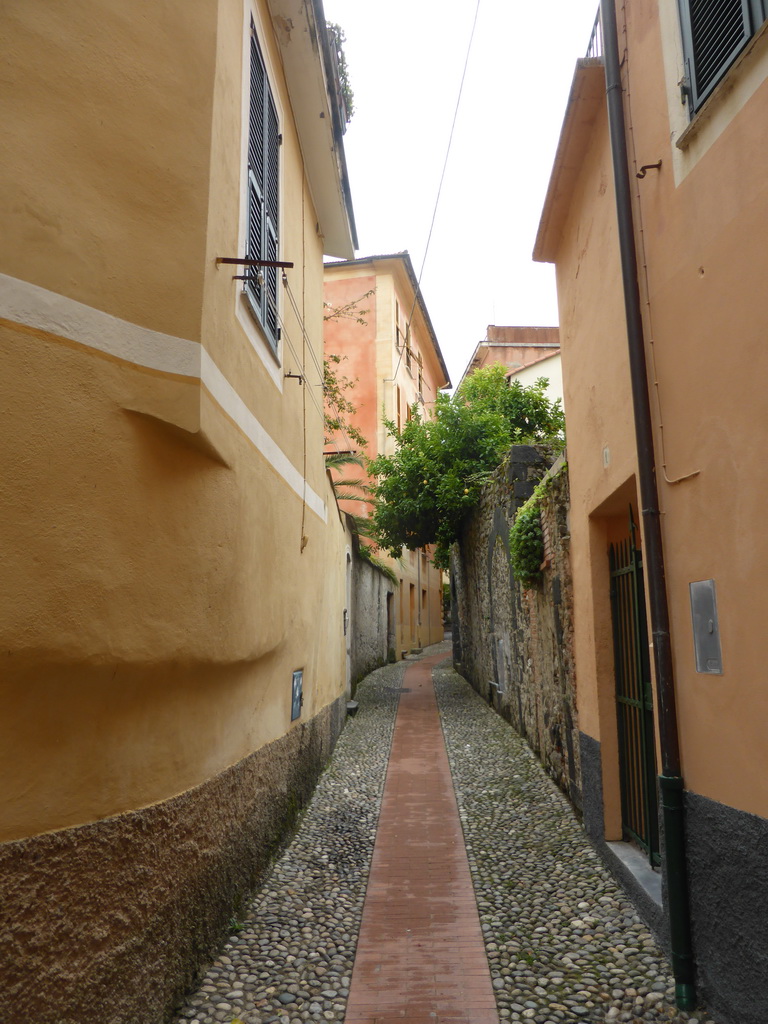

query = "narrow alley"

[173,643,717,1024]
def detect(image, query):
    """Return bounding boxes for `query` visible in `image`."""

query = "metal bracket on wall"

[216,256,295,280]
[636,161,662,179]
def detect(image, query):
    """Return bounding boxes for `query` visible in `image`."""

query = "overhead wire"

[267,274,360,457]
[390,0,482,385]
[300,184,308,551]
[283,277,369,456]
[253,0,490,460]
[237,3,483,474]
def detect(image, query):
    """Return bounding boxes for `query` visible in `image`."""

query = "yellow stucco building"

[1,2,357,1021]
[324,254,450,657]
[535,2,768,1020]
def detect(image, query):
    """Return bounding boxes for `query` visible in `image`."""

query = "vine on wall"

[509,495,545,587]
[509,462,567,587]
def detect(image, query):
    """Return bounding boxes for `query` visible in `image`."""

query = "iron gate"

[609,511,660,865]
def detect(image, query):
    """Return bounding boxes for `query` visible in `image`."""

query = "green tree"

[457,362,565,441]
[370,364,564,568]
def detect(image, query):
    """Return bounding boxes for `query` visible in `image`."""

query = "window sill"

[605,840,661,905]
[235,290,284,392]
[596,839,667,945]
[241,287,281,366]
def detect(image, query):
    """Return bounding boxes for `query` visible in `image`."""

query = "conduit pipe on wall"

[599,0,695,1010]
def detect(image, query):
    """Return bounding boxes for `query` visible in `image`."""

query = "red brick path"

[345,652,499,1024]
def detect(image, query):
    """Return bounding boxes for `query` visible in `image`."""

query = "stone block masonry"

[0,697,346,1024]
[451,445,580,808]
[348,535,396,690]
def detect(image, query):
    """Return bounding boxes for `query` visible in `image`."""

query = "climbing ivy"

[509,496,545,588]
[509,462,566,587]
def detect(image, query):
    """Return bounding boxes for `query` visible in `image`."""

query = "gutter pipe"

[599,0,695,1009]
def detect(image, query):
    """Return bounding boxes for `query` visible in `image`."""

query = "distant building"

[324,253,451,656]
[458,325,563,410]
[0,2,357,1022]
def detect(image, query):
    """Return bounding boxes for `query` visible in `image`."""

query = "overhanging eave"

[267,0,357,259]
[533,58,605,264]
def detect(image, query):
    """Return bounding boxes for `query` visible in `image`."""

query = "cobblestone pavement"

[173,642,718,1024]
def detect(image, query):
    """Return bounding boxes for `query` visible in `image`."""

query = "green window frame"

[245,20,281,354]
[678,0,768,113]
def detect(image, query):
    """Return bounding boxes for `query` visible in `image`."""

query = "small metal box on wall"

[689,579,723,675]
[291,669,304,721]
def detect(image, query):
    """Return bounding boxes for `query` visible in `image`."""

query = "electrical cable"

[390,0,482,385]
[269,276,360,457]
[620,11,699,486]
[300,185,308,551]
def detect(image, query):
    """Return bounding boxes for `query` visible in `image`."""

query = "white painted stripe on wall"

[0,272,202,377]
[0,272,327,522]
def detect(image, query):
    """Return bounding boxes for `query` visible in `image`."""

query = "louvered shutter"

[679,0,765,112]
[246,21,280,352]
[264,94,280,342]
[246,27,265,314]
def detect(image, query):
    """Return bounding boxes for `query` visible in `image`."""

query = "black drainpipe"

[599,0,695,1010]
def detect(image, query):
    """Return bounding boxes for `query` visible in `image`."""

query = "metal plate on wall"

[690,579,723,675]
[291,669,303,721]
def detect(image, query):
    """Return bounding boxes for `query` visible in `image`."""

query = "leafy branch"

[323,354,368,451]
[370,364,565,569]
[326,22,355,123]
[323,289,374,325]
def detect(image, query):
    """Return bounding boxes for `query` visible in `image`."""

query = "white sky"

[321,0,600,387]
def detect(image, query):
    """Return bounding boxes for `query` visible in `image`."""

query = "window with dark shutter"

[679,0,768,113]
[246,21,280,353]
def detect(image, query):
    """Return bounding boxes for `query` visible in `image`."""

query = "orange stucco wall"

[324,258,449,654]
[323,272,379,451]
[462,326,560,380]
[541,5,768,821]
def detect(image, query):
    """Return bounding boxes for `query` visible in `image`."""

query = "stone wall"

[0,698,346,1024]
[452,446,580,807]
[349,532,396,689]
